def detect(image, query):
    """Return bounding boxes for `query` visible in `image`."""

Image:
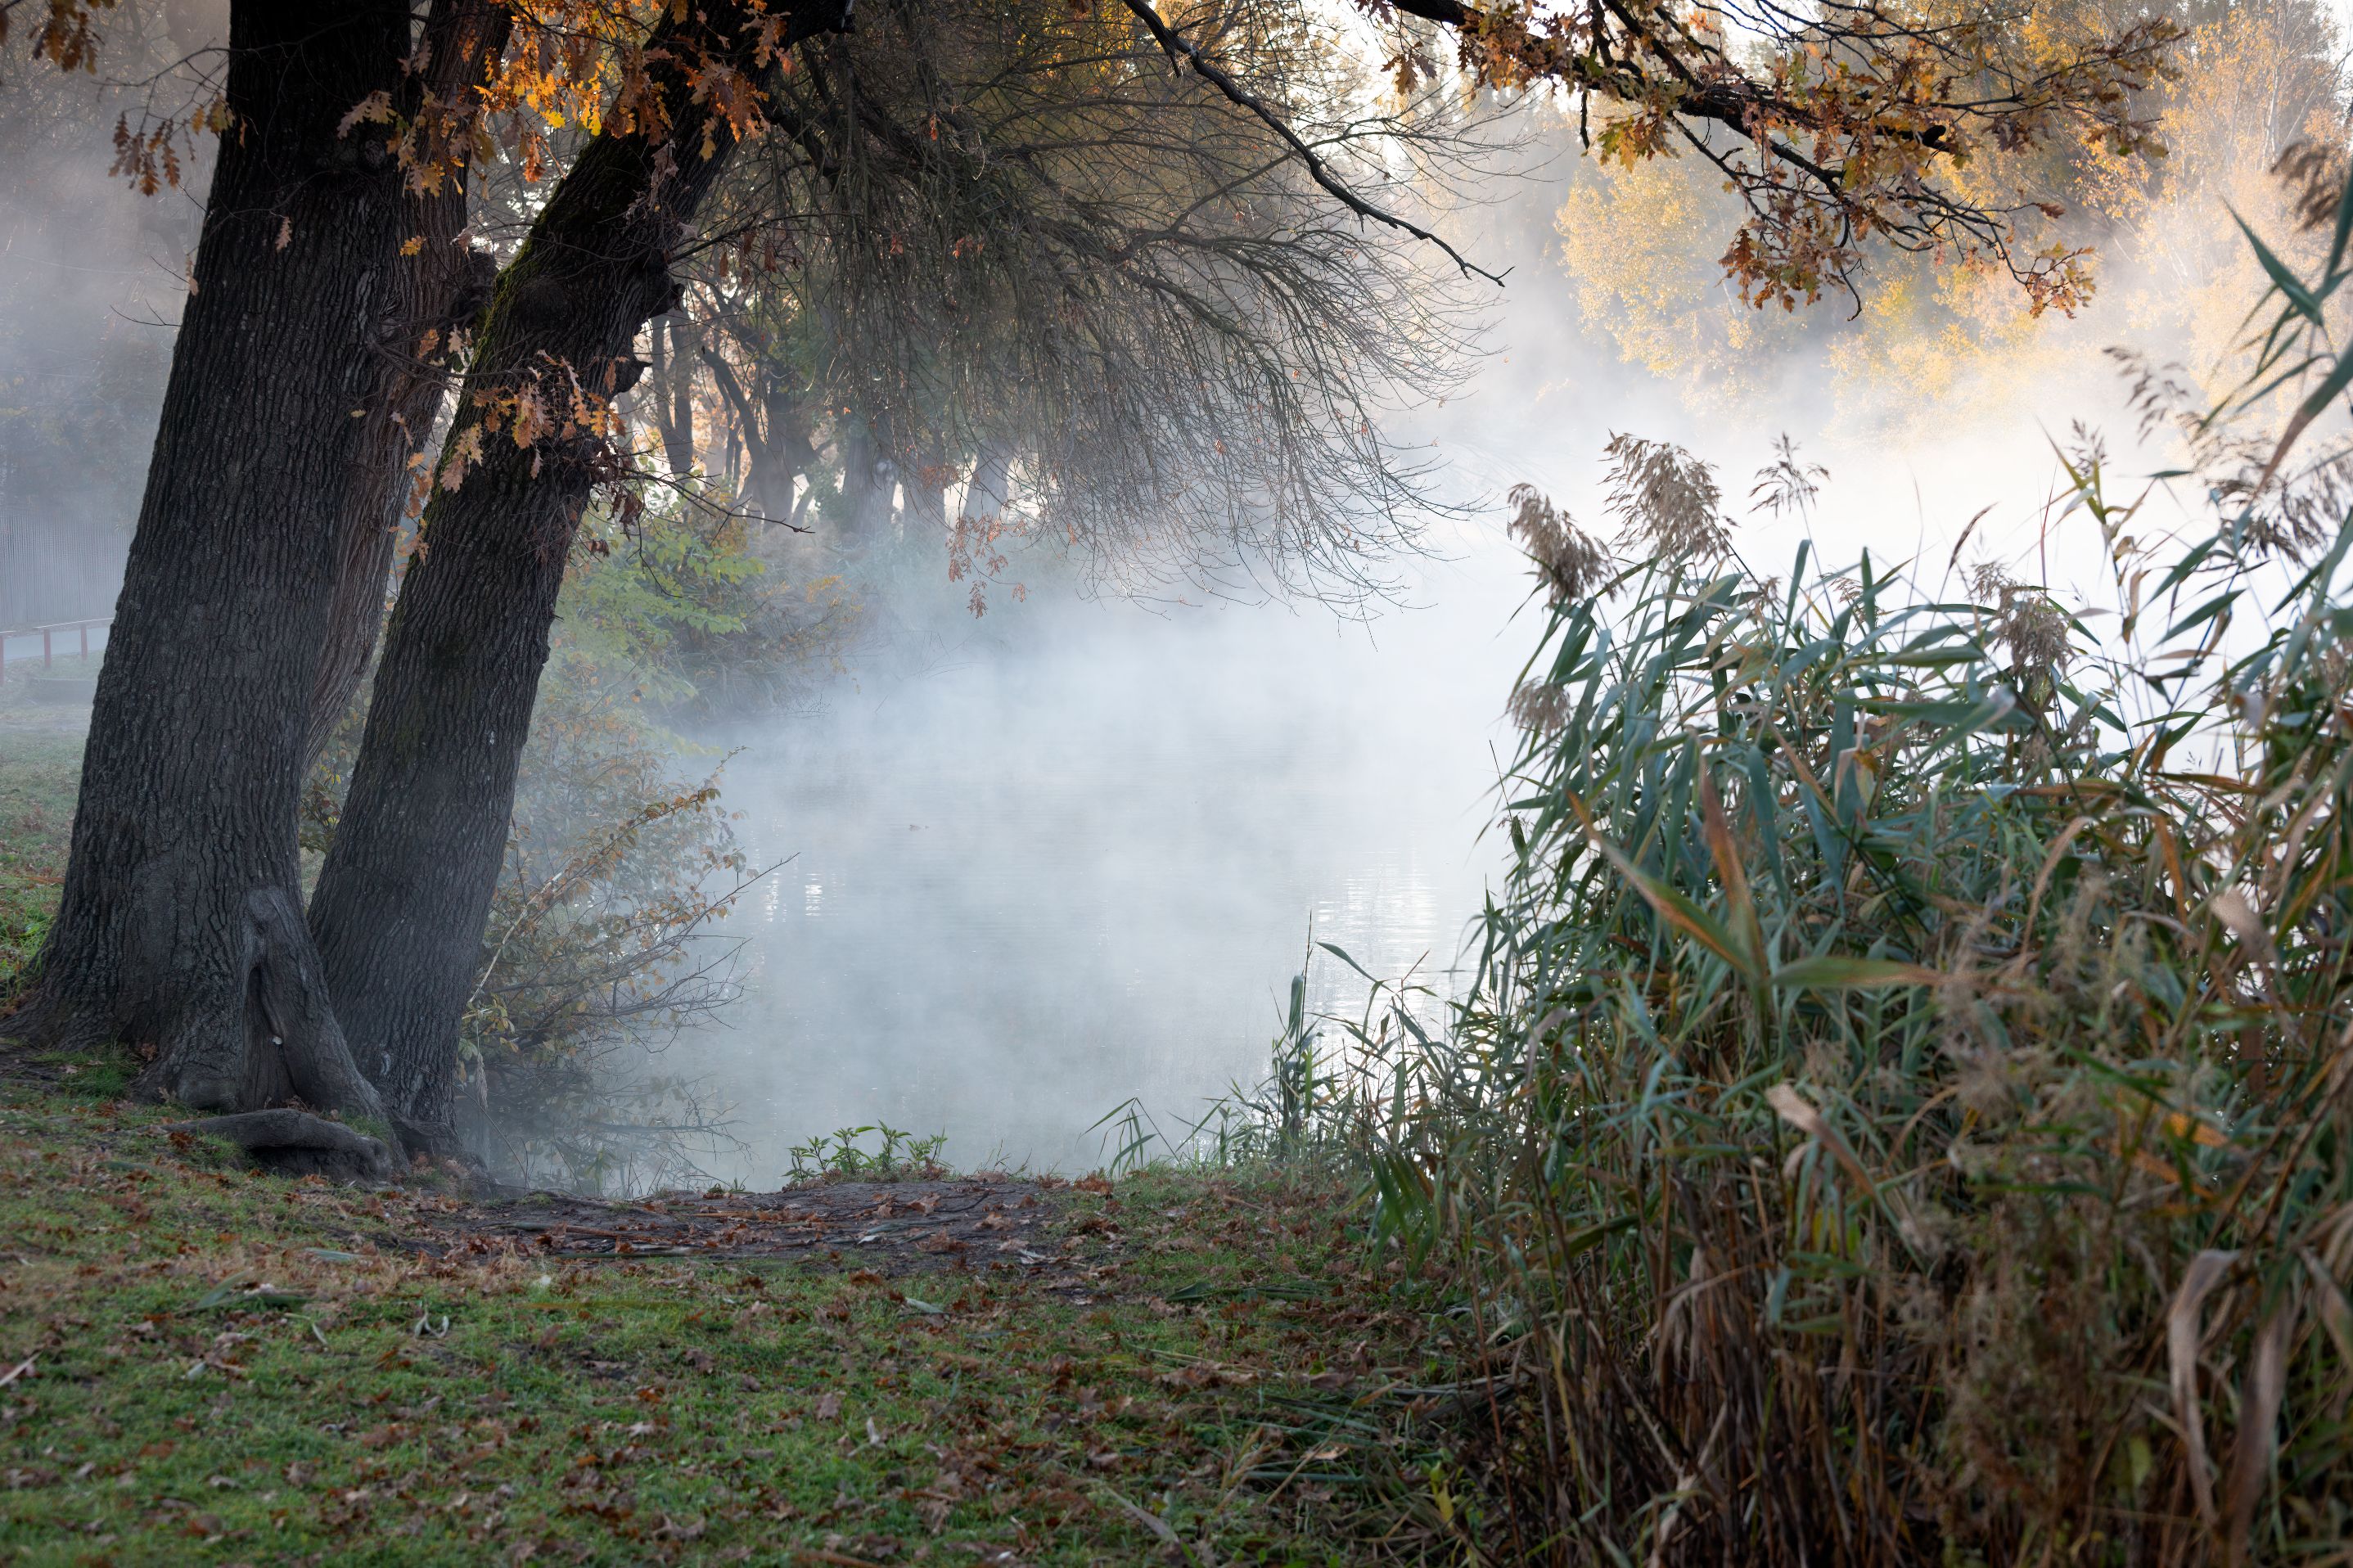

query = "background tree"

[670,0,1499,609]
[1554,0,2351,433]
[0,0,215,631]
[1359,0,2178,310]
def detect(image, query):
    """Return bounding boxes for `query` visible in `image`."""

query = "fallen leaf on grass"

[815,1390,842,1420]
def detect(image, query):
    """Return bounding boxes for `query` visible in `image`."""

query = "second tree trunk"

[309,0,845,1149]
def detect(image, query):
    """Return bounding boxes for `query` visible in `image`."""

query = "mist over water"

[666,178,1632,1182]
[683,531,1532,1180]
[657,167,2180,1183]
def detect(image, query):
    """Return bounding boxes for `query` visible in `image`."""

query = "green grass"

[0,1083,1421,1566]
[0,729,81,983]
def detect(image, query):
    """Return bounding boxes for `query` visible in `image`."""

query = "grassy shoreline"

[0,714,1447,1565]
[0,1081,1423,1565]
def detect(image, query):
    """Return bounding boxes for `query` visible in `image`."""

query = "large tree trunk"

[308,0,850,1151]
[300,0,512,768]
[4,0,412,1122]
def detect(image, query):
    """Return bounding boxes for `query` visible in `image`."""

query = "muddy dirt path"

[409,1176,1123,1290]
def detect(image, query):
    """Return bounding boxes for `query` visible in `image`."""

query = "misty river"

[673,534,1532,1182]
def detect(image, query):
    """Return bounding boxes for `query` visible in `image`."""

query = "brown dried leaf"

[2167,1248,2239,1530]
[2225,1300,2296,1564]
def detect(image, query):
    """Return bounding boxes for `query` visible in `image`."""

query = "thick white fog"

[686,520,1533,1178]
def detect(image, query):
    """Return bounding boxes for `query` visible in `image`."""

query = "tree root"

[169,1108,396,1183]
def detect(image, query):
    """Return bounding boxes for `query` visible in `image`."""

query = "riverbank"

[0,713,1461,1565]
[0,1072,1427,1564]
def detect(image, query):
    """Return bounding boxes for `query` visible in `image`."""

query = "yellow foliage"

[1553,0,2346,437]
[1555,152,1804,396]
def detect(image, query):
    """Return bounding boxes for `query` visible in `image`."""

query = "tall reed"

[1332,205,2353,1562]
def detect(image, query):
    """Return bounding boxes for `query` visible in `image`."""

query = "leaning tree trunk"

[647,315,701,480]
[300,0,512,768]
[704,350,813,522]
[4,0,412,1121]
[308,0,850,1151]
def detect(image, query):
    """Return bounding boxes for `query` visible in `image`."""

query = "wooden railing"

[0,616,111,683]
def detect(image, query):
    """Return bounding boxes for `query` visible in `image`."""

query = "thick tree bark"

[4,0,412,1122]
[301,0,512,768]
[309,0,850,1150]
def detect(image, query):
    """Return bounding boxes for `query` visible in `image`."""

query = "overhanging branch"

[1117,0,1506,286]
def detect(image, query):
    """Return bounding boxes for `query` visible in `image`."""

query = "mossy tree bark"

[308,0,850,1151]
[6,0,412,1122]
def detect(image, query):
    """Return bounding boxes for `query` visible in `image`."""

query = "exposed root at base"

[169,1106,396,1182]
